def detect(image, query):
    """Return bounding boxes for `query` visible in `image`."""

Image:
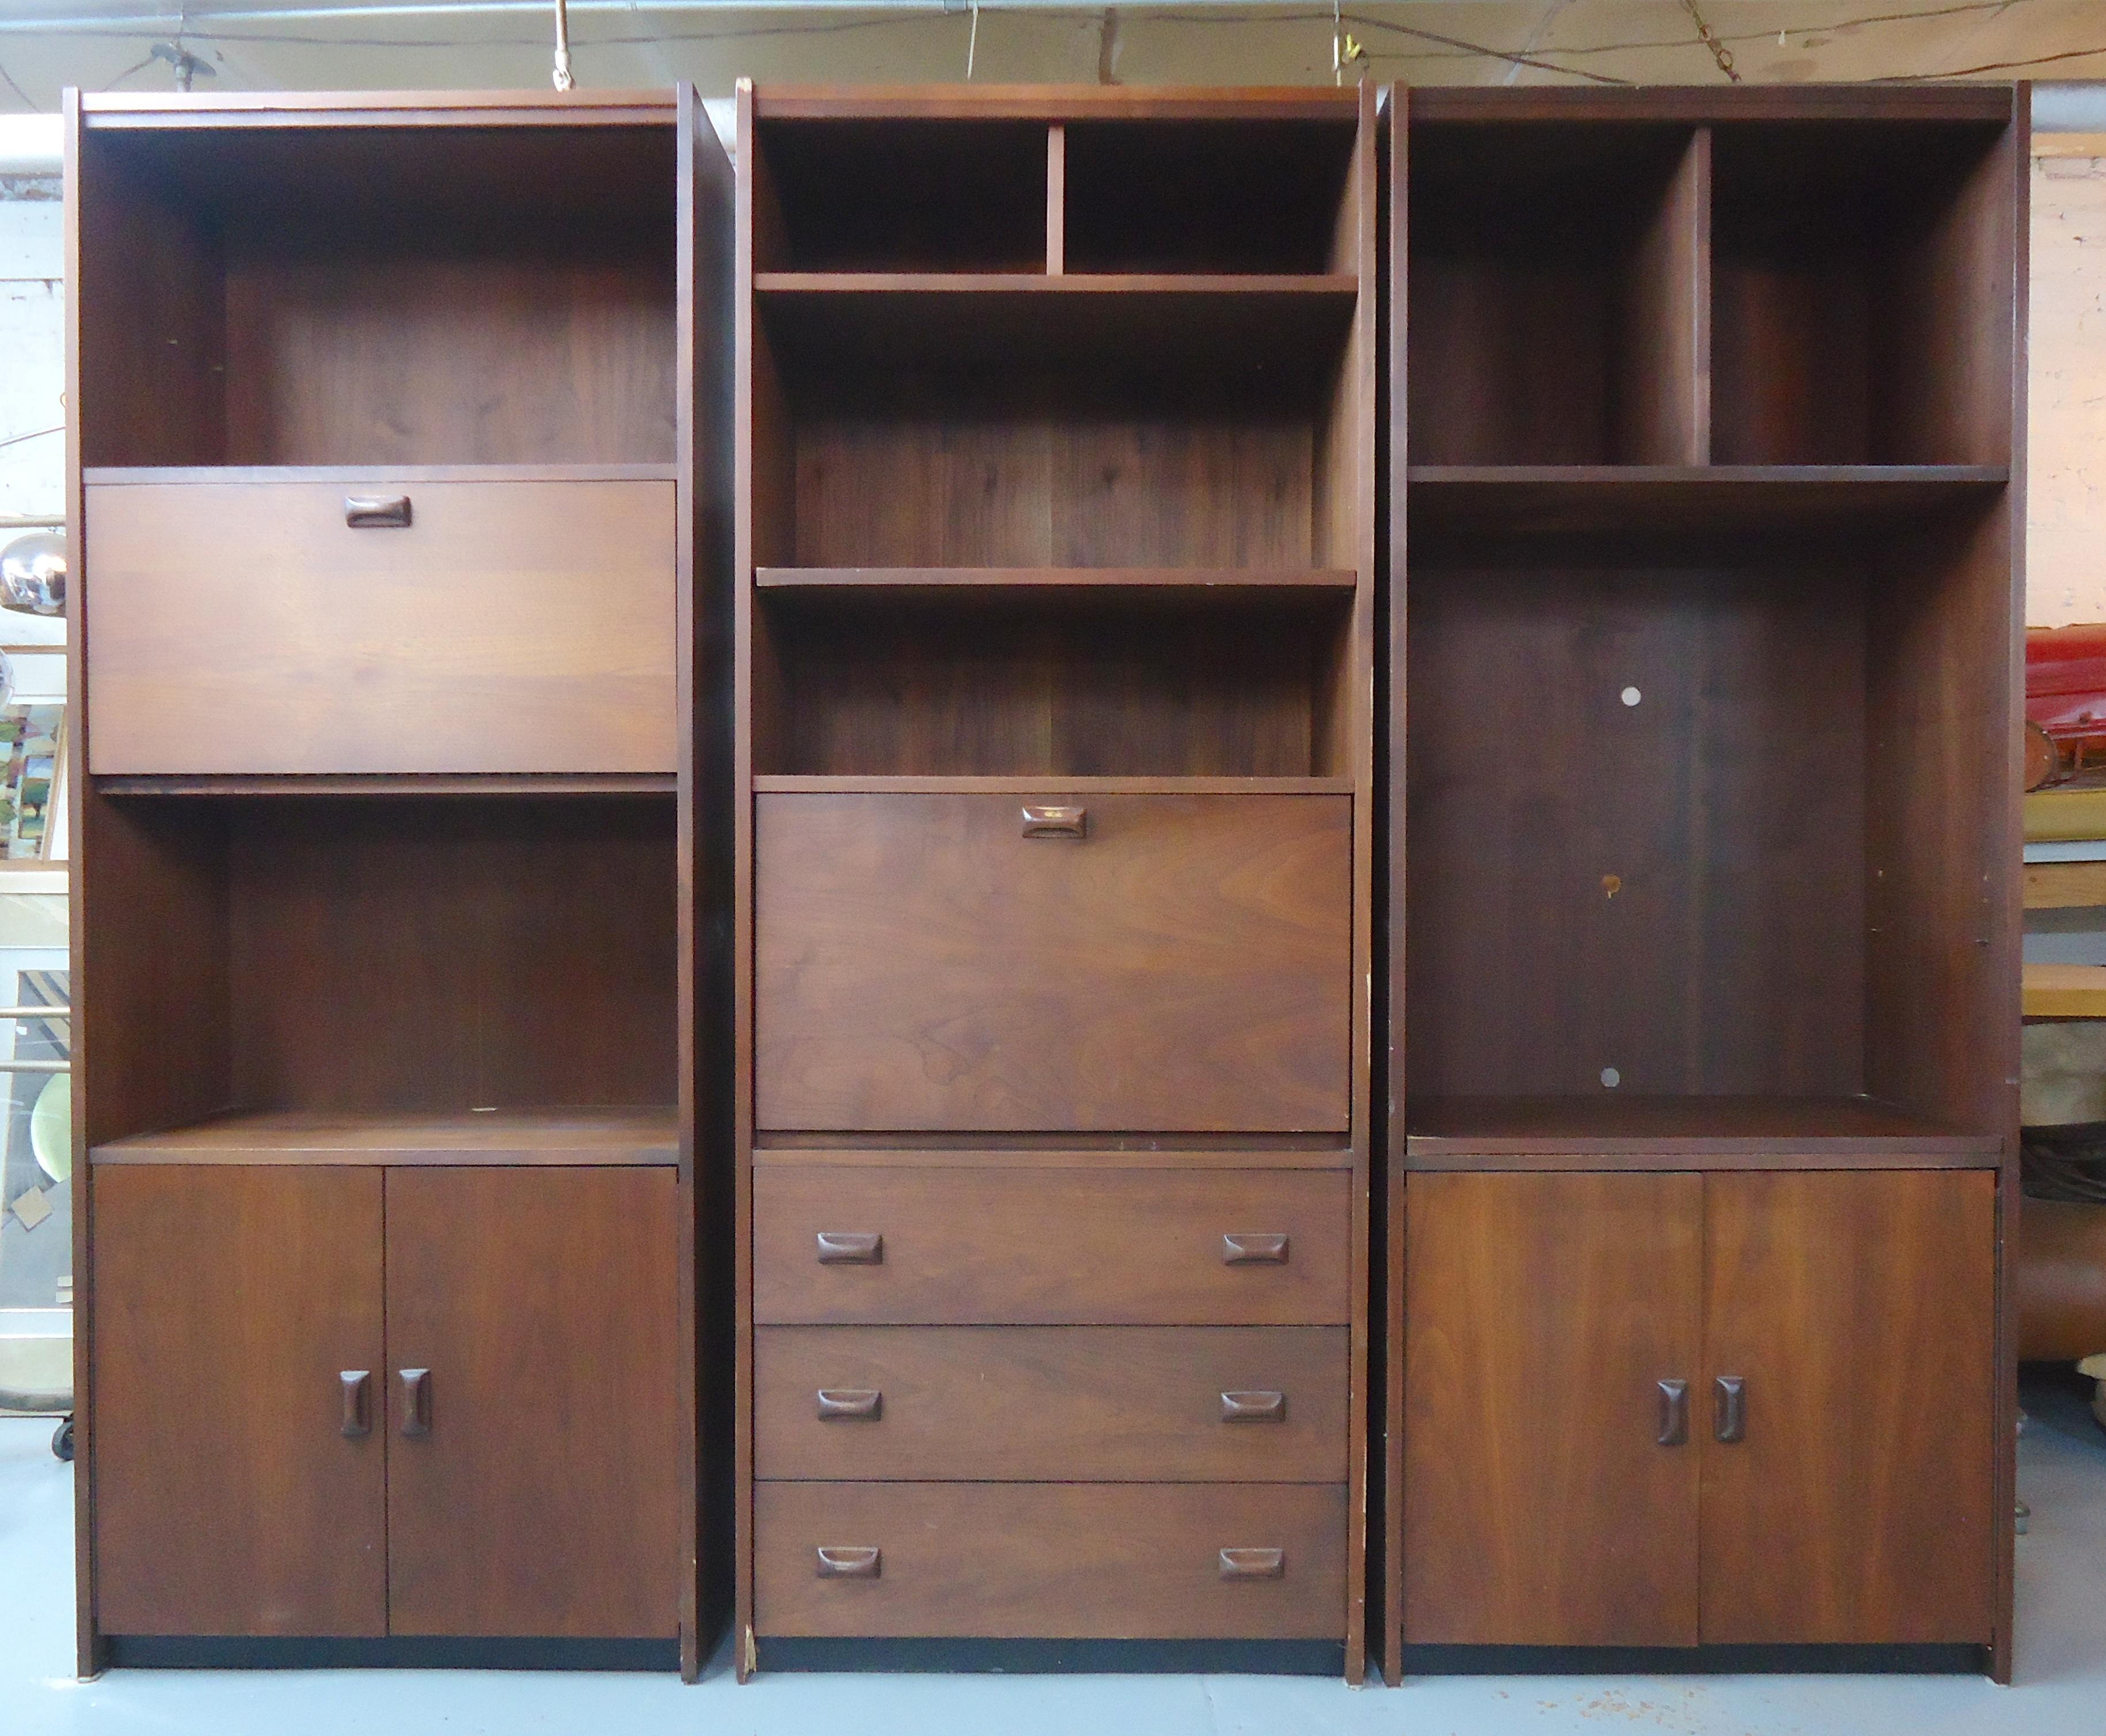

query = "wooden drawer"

[754,1326,1347,1482]
[755,1482,1347,1639]
[755,792,1352,1132]
[753,1167,1352,1325]
[83,473,676,775]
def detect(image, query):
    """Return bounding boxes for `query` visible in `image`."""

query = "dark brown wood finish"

[92,1165,386,1636]
[1402,1172,1702,1646]
[385,1168,683,1638]
[753,1168,1351,1326]
[755,792,1351,1132]
[1383,83,2023,1684]
[754,1483,1347,1640]
[1700,1171,1997,1646]
[754,1326,1348,1482]
[71,87,712,1673]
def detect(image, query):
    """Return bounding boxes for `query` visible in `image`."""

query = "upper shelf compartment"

[1409,121,1708,466]
[77,111,679,469]
[1709,119,2017,466]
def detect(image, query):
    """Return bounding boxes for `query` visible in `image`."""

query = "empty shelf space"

[755,272,1356,293]
[1407,465,2008,538]
[92,1106,680,1167]
[757,566,1358,592]
[754,775,1354,795]
[1404,1095,1999,1165]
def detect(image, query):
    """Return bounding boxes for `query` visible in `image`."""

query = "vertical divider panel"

[1618,126,1712,465]
[1046,124,1066,276]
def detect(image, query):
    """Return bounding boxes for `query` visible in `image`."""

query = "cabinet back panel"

[763,594,1344,776]
[793,415,1316,569]
[225,796,676,1112]
[222,251,676,466]
[1405,562,1866,1099]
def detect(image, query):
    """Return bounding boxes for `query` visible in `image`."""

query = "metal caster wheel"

[52,1416,73,1463]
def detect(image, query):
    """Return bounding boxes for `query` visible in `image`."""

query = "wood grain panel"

[92,1165,385,1636]
[1405,562,1866,1100]
[752,1167,1351,1325]
[385,1167,682,1638]
[756,792,1351,1131]
[85,476,676,776]
[793,415,1316,570]
[1700,1170,1997,1644]
[755,1482,1346,1639]
[1403,1172,1702,1647]
[753,1326,1347,1482]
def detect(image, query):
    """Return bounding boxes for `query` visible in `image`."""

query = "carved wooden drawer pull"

[1222,1232,1288,1264]
[1220,1389,1286,1423]
[816,1231,883,1264]
[1218,1547,1285,1580]
[816,1388,883,1420]
[816,1546,881,1579]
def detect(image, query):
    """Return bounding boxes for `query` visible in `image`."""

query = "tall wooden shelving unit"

[1381,85,2027,1684]
[66,88,733,1676]
[735,83,1377,1678]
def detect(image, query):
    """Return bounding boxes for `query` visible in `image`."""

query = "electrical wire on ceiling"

[0,0,2096,95]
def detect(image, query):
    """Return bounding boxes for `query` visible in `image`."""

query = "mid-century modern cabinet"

[733,83,1377,1678]
[67,87,733,1676]
[1382,85,2026,1683]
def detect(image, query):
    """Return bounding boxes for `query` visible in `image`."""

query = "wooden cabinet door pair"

[1402,1169,1997,1649]
[91,1165,681,1639]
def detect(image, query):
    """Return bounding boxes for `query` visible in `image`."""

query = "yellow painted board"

[2026,789,2106,842]
[2025,963,2106,1019]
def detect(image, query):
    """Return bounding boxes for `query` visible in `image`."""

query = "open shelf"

[78,119,679,467]
[87,793,677,1121]
[92,1105,679,1167]
[1710,119,2012,465]
[1406,465,2008,539]
[1404,1094,1999,1166]
[754,586,1356,778]
[96,773,678,797]
[1409,121,1707,465]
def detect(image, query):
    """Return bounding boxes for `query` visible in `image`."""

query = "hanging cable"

[551,0,573,90]
[966,0,978,79]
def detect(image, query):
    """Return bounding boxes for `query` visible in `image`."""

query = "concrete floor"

[6,1384,2104,1736]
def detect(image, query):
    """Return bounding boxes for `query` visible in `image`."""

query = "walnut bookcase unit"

[1381,85,2025,1685]
[67,88,733,1677]
[734,83,1377,1680]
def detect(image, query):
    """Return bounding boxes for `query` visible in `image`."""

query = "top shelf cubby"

[1404,94,2019,470]
[748,90,1360,279]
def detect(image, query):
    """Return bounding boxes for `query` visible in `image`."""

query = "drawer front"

[756,1482,1346,1639]
[753,1167,1352,1325]
[85,477,676,775]
[755,1325,1348,1482]
[755,793,1352,1133]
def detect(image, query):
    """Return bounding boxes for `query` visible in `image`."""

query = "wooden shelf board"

[96,773,677,797]
[93,1107,680,1167]
[757,272,1357,294]
[1404,1094,2000,1167]
[83,462,679,487]
[2024,860,2106,909]
[752,775,1353,795]
[2026,788,2106,844]
[756,566,1358,591]
[1407,466,2009,539]
[2024,964,2106,1020]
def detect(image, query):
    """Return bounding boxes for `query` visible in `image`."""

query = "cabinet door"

[383,1168,682,1638]
[1701,1170,1996,1644]
[92,1165,385,1636]
[1403,1172,1702,1646]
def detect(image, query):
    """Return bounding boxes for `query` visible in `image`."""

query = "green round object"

[31,1072,69,1183]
